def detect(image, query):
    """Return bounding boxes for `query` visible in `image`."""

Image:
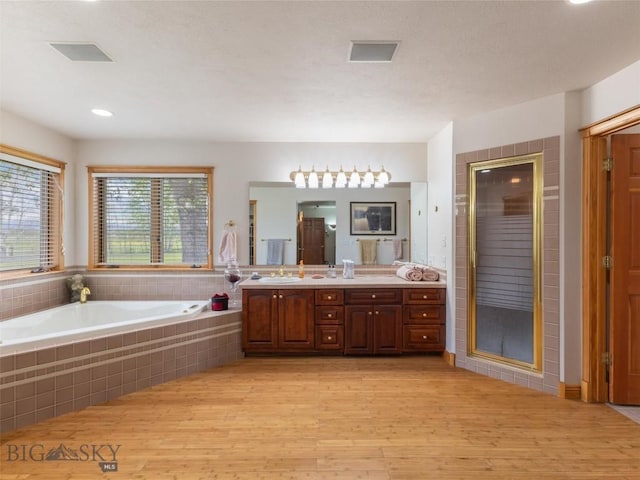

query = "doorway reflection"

[297,201,336,265]
[469,155,542,370]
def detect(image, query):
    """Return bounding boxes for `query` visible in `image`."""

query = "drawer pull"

[422,335,428,340]
[327,295,332,300]
[327,336,332,340]
[423,295,428,299]
[327,313,333,318]
[423,313,428,317]
[371,294,376,299]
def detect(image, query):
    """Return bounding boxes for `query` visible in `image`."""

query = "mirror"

[249,181,424,266]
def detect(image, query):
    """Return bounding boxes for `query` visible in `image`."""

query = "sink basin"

[258,276,302,284]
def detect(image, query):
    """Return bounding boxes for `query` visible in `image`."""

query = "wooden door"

[277,289,315,351]
[373,305,402,354]
[610,133,640,404]
[242,289,278,351]
[345,306,373,354]
[300,217,325,265]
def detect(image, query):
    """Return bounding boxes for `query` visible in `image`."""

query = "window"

[89,167,213,269]
[0,145,65,274]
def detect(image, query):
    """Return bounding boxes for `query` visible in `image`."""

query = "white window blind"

[0,156,63,272]
[90,171,211,267]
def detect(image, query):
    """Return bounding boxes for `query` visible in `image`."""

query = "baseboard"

[559,382,581,400]
[443,350,456,366]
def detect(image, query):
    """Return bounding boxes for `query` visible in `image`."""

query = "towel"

[217,229,237,264]
[359,239,378,265]
[396,265,423,281]
[421,268,440,281]
[392,239,403,260]
[266,239,285,265]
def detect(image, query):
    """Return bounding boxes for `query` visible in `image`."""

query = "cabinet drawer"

[403,305,445,324]
[315,289,344,305]
[316,306,344,324]
[403,325,445,352]
[345,289,402,305]
[403,288,445,305]
[315,325,344,350]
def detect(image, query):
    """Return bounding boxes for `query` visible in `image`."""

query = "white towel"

[217,230,237,264]
[392,239,403,260]
[396,265,423,281]
[266,239,285,265]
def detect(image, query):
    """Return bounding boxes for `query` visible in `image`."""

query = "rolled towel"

[396,265,423,281]
[421,268,440,281]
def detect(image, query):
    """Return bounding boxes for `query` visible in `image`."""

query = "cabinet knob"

[273,294,277,299]
[327,295,332,300]
[328,313,333,318]
[327,336,332,340]
[279,294,283,299]
[423,295,428,299]
[422,335,428,340]
[423,313,427,317]
[368,311,373,315]
[375,311,379,315]
[371,294,376,299]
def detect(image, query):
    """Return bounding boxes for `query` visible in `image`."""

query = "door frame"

[580,104,640,402]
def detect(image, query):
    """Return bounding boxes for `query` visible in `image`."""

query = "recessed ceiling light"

[91,108,113,117]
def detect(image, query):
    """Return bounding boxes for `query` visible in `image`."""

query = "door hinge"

[602,255,613,269]
[602,352,612,366]
[603,157,614,172]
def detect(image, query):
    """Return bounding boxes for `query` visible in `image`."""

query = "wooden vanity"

[241,276,446,355]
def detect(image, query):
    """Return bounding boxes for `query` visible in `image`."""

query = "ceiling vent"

[49,43,113,62]
[349,41,399,63]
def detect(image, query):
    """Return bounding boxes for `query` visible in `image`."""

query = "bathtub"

[0,300,243,433]
[0,300,209,356]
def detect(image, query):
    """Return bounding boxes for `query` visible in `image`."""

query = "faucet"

[80,287,91,304]
[279,266,284,277]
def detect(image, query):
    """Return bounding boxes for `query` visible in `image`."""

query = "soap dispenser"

[298,260,305,278]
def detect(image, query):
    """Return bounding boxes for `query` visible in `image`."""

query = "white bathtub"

[0,300,209,356]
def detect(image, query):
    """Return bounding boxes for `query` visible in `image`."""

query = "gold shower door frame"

[467,153,543,372]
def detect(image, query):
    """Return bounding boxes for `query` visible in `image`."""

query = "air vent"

[49,43,113,62]
[349,41,399,63]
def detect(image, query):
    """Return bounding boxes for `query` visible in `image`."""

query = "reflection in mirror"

[249,182,414,266]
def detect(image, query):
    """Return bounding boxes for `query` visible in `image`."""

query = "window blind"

[0,158,62,272]
[91,173,210,267]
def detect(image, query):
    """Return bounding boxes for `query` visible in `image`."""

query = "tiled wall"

[454,137,560,395]
[0,310,242,432]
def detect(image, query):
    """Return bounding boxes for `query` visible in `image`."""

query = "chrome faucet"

[80,287,91,304]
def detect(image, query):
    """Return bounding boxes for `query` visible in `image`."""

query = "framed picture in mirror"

[350,202,396,235]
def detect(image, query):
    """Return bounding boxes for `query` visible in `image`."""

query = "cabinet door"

[278,289,315,351]
[242,289,278,351]
[344,305,373,354]
[374,305,402,354]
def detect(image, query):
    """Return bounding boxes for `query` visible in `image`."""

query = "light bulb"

[322,166,333,188]
[348,166,360,188]
[363,166,374,186]
[294,166,306,188]
[336,166,347,187]
[378,166,389,185]
[308,166,319,189]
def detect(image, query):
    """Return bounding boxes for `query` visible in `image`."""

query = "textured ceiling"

[1,1,639,142]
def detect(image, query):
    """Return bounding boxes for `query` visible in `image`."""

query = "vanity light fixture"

[289,165,391,189]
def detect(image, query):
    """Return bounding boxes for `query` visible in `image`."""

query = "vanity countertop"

[239,275,445,289]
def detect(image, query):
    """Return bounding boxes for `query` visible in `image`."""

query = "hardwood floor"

[1,356,639,479]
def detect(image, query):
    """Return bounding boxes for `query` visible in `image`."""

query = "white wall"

[75,141,427,266]
[581,59,640,126]
[0,109,77,268]
[426,122,454,350]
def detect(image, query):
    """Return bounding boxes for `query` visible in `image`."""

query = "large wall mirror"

[249,182,427,266]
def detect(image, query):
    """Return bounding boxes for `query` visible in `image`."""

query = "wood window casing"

[88,166,214,271]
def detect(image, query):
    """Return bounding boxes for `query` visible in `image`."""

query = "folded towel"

[396,265,423,281]
[266,239,285,265]
[421,268,440,281]
[392,239,403,260]
[359,239,378,265]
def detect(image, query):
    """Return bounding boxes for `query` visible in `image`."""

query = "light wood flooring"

[1,356,640,480]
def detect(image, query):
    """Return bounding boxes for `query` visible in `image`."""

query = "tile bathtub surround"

[0,310,243,433]
[0,272,69,321]
[454,137,560,396]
